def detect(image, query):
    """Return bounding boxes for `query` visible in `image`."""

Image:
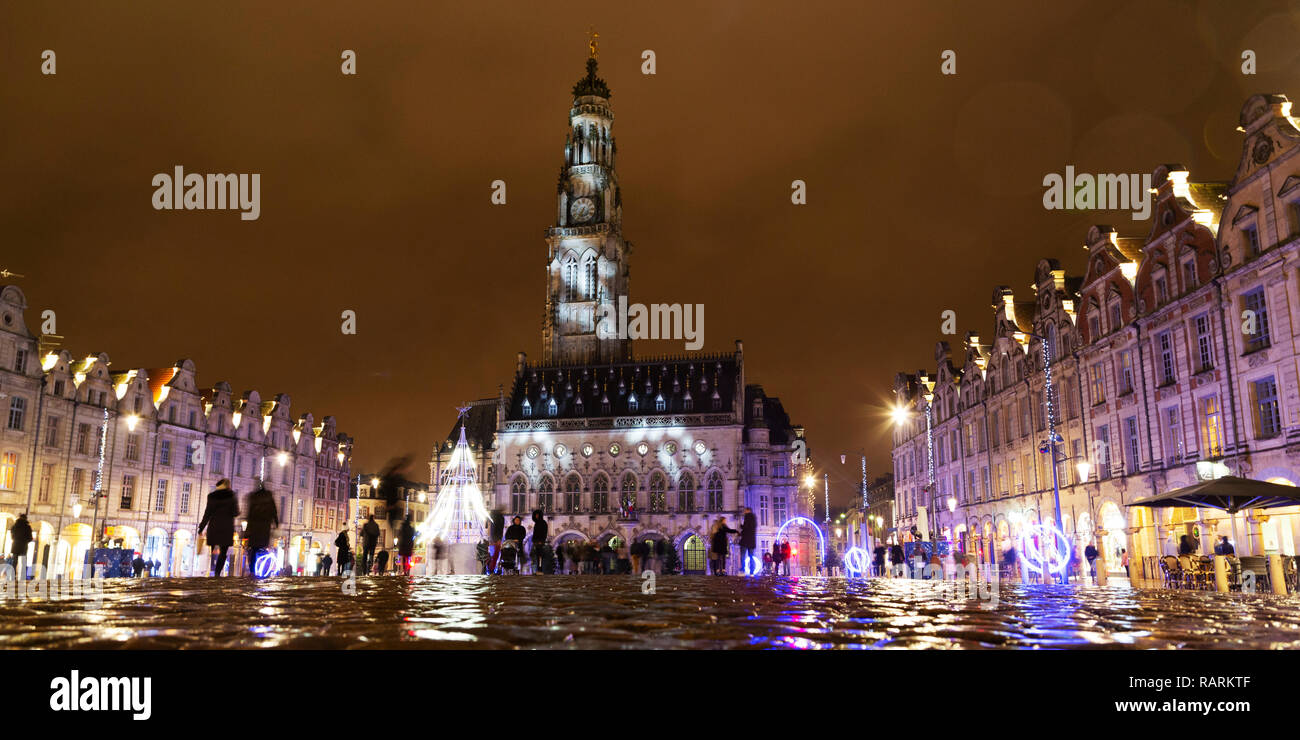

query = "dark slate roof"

[743,385,799,445]
[437,399,498,453]
[504,353,738,421]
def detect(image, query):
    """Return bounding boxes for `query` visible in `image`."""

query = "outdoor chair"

[1160,555,1182,589]
[1238,555,1270,592]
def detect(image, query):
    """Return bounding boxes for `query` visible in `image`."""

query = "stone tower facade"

[541,55,632,365]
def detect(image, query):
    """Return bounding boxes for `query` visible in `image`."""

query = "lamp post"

[1019,330,1065,583]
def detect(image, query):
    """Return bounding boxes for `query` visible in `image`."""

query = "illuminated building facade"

[0,292,354,578]
[430,53,810,573]
[891,94,1300,576]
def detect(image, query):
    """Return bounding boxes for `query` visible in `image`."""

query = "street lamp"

[1018,329,1067,583]
[1075,460,1092,484]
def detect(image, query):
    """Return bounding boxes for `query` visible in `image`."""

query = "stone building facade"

[0,285,354,577]
[430,52,813,574]
[891,93,1300,576]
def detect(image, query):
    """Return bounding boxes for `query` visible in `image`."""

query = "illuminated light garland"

[420,409,490,546]
[843,546,870,578]
[1017,521,1071,577]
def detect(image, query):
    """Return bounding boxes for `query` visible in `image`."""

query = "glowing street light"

[1075,460,1092,484]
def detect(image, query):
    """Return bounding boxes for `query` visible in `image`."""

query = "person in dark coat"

[488,509,505,573]
[781,540,793,576]
[320,553,333,576]
[376,456,412,534]
[739,508,758,575]
[1218,536,1235,556]
[873,545,887,576]
[505,516,526,542]
[8,513,33,572]
[197,479,238,576]
[1178,534,1195,556]
[360,514,380,575]
[1084,543,1099,578]
[530,509,549,573]
[244,480,280,577]
[375,549,390,575]
[709,518,738,575]
[334,530,352,575]
[398,513,416,575]
[132,554,145,577]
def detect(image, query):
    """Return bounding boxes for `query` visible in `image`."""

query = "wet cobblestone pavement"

[2,575,1299,649]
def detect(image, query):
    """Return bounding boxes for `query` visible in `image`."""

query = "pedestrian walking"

[398,513,415,575]
[8,513,32,577]
[245,480,280,577]
[197,479,238,576]
[739,508,758,575]
[361,514,380,574]
[488,509,505,573]
[1084,542,1099,579]
[873,544,887,577]
[781,540,793,576]
[132,553,145,578]
[376,549,390,575]
[334,530,352,575]
[321,553,333,576]
[1120,548,1130,578]
[530,510,549,573]
[709,518,737,575]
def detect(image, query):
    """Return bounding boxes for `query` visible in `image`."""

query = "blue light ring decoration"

[843,546,869,578]
[1017,521,1070,576]
[774,516,827,564]
[254,550,279,578]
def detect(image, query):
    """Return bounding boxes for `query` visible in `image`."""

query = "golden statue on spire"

[588,27,599,59]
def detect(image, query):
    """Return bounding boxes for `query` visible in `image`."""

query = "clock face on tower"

[570,197,595,223]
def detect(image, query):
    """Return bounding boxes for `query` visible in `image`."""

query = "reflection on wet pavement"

[2,575,1298,649]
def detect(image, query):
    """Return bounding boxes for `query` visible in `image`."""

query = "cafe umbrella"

[1125,476,1300,555]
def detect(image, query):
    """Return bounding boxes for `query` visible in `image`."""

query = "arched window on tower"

[564,255,578,303]
[538,475,554,513]
[583,254,597,300]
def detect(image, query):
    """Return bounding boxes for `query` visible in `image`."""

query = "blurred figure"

[198,479,238,576]
[376,549,390,575]
[132,553,145,578]
[397,514,415,575]
[431,537,447,575]
[739,508,758,575]
[245,479,280,577]
[781,540,793,576]
[709,518,737,575]
[376,456,412,536]
[361,514,380,575]
[320,553,332,576]
[530,510,549,574]
[8,513,32,576]
[487,509,505,573]
[334,530,352,575]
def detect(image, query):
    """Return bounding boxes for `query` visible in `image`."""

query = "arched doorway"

[1098,502,1126,572]
[144,527,168,574]
[682,534,706,574]
[58,523,92,579]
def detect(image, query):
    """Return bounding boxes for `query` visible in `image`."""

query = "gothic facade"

[431,54,811,573]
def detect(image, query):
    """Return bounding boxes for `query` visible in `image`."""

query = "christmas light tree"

[420,406,490,548]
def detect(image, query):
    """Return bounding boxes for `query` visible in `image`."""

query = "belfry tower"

[541,37,632,365]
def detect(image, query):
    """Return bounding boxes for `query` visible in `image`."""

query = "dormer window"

[548,398,558,416]
[628,393,638,412]
[684,392,693,411]
[1153,271,1168,306]
[712,390,721,410]
[1181,257,1197,292]
[522,399,531,417]
[752,399,763,418]
[1243,224,1261,258]
[655,394,665,412]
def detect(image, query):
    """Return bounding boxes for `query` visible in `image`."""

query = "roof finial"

[588,27,599,59]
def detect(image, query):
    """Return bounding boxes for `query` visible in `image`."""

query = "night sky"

[4,1,1299,502]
